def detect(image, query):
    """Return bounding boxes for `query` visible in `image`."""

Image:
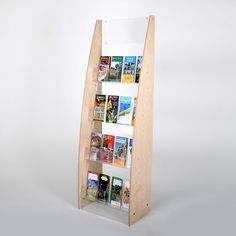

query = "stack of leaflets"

[106,95,119,123]
[131,97,137,126]
[100,134,115,164]
[98,56,111,82]
[110,177,123,207]
[113,136,128,167]
[86,171,130,209]
[135,56,142,83]
[108,56,123,82]
[121,56,136,83]
[89,133,132,168]
[86,171,99,201]
[97,55,143,83]
[93,94,137,126]
[97,174,110,202]
[117,96,132,125]
[93,95,106,121]
[89,132,102,161]
[125,139,132,169]
[122,180,130,209]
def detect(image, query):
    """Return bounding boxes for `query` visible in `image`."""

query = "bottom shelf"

[83,201,128,225]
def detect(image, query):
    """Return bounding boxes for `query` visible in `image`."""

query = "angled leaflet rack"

[78,15,155,226]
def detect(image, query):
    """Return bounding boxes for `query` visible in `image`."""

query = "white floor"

[0,147,235,236]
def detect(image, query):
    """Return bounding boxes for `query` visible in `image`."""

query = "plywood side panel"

[78,21,103,209]
[129,16,155,225]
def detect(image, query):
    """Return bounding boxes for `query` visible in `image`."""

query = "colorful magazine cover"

[86,171,99,201]
[135,56,142,83]
[106,95,119,123]
[93,94,106,121]
[117,96,132,125]
[97,174,110,202]
[107,56,123,82]
[110,176,123,207]
[113,136,128,167]
[131,97,137,126]
[98,56,111,82]
[125,139,132,168]
[121,56,136,83]
[89,132,102,161]
[122,180,130,209]
[99,134,115,164]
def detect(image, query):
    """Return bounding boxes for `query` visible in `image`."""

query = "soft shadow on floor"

[30,151,78,208]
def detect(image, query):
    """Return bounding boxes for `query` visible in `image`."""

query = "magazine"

[98,56,111,82]
[135,56,142,83]
[86,171,99,201]
[117,96,132,125]
[113,136,128,167]
[107,56,123,82]
[93,94,106,121]
[110,176,123,207]
[98,174,110,202]
[89,132,102,161]
[121,56,136,83]
[106,95,119,123]
[122,180,130,209]
[99,134,115,164]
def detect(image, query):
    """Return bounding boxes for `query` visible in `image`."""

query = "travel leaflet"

[99,134,115,164]
[122,180,130,209]
[86,171,99,201]
[93,94,106,121]
[110,176,123,207]
[125,139,132,169]
[117,96,132,125]
[135,56,142,83]
[121,56,136,83]
[106,95,119,123]
[98,56,111,82]
[131,97,137,126]
[113,136,128,167]
[89,132,102,161]
[107,56,123,82]
[97,174,110,202]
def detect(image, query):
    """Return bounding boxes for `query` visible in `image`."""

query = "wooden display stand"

[78,16,155,226]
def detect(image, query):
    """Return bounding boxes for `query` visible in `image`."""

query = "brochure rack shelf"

[84,201,129,225]
[80,185,129,213]
[78,15,155,226]
[85,158,130,170]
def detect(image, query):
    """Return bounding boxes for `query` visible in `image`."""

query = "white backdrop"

[0,0,235,235]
